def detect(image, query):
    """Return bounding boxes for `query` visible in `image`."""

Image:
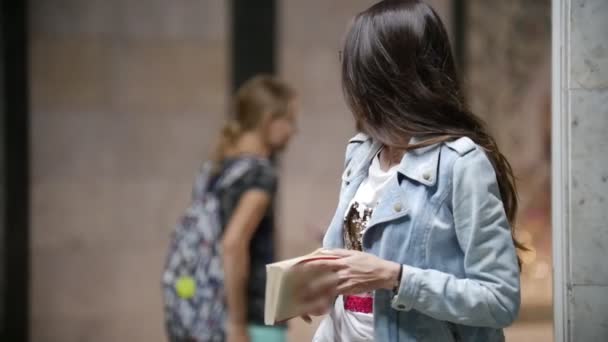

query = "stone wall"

[554,0,608,340]
[29,1,228,340]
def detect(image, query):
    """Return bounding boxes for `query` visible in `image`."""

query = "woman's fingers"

[337,281,356,295]
[303,258,348,272]
[299,271,339,301]
[300,295,335,322]
[337,268,350,282]
[311,295,335,315]
[293,259,346,300]
[320,248,355,258]
[300,314,312,324]
[318,273,340,297]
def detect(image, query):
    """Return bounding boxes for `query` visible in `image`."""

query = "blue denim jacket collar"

[398,141,440,187]
[342,134,440,188]
[335,135,441,247]
[341,134,381,184]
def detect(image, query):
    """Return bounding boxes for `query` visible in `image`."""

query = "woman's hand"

[292,249,401,321]
[308,249,402,295]
[291,259,342,322]
[299,295,335,324]
[226,322,250,342]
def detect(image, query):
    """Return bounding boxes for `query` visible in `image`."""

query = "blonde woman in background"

[213,75,298,342]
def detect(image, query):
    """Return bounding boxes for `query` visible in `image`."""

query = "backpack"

[162,159,256,342]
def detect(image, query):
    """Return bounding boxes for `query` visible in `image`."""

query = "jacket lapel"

[324,137,442,249]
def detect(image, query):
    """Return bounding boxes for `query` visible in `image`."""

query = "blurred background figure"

[214,75,297,342]
[6,0,598,341]
[162,75,297,342]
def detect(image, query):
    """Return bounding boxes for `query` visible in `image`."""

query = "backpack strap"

[191,157,268,201]
[216,157,265,190]
[191,162,214,201]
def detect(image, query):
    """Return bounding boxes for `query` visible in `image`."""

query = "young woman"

[298,1,524,341]
[213,75,298,342]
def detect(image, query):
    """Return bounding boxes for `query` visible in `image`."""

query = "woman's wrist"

[381,260,402,290]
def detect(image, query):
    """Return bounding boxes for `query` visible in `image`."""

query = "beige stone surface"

[29,38,115,114]
[29,1,227,341]
[112,42,227,115]
[561,2,608,339]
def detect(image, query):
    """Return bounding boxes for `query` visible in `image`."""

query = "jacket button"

[422,172,431,181]
[346,169,352,177]
[393,203,402,212]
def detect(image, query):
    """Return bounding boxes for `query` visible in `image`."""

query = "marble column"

[553,0,608,340]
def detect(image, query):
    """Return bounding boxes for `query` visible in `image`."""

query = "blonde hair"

[213,75,296,165]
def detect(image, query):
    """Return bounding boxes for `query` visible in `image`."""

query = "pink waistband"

[343,295,373,314]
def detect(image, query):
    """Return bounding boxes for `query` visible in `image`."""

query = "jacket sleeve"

[390,147,521,328]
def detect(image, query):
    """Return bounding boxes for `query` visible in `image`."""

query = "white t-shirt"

[314,151,399,342]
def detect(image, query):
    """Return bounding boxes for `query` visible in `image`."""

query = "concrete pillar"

[552,0,608,340]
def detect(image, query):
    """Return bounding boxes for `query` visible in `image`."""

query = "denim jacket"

[322,133,520,342]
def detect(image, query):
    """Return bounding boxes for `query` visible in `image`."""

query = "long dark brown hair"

[342,0,527,263]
